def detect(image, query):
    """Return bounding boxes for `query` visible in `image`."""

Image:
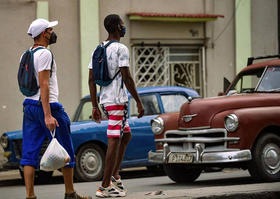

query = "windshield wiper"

[267,88,280,92]
[256,88,280,93]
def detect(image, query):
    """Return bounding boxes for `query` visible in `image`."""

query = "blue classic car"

[1,86,199,182]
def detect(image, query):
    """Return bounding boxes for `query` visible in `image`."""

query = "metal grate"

[132,46,203,96]
[132,46,169,87]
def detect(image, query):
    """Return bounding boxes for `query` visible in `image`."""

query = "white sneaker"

[96,185,126,198]
[111,176,126,194]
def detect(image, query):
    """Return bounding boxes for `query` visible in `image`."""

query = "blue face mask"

[120,26,126,37]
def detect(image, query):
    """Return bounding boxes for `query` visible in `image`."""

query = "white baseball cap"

[27,18,58,38]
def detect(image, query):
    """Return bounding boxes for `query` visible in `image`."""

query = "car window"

[161,94,188,113]
[229,68,264,93]
[130,94,160,117]
[78,101,106,122]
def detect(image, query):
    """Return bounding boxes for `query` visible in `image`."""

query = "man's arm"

[88,69,101,123]
[120,67,144,118]
[39,70,59,131]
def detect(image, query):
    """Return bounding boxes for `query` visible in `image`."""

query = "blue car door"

[124,94,161,161]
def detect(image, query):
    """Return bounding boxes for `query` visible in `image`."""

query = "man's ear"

[117,24,121,30]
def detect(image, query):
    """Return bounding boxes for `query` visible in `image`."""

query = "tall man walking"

[20,18,91,199]
[88,14,144,198]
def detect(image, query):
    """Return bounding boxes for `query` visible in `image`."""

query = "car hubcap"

[80,149,102,178]
[263,143,280,175]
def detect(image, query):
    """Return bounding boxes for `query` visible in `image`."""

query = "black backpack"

[92,40,120,86]
[17,47,53,97]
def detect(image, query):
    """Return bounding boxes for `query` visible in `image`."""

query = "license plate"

[168,153,193,163]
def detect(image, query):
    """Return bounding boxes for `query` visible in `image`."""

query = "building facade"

[0,0,278,134]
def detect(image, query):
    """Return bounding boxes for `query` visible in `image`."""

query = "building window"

[132,45,203,96]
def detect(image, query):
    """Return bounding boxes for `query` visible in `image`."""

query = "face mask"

[120,26,126,37]
[48,32,57,45]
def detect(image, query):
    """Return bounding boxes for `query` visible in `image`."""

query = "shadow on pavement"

[0,168,166,187]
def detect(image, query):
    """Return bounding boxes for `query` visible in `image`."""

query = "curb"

[128,182,280,199]
[195,191,280,199]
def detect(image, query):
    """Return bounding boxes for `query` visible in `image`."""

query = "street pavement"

[0,168,279,199]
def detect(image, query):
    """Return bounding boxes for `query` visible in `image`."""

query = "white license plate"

[168,153,193,163]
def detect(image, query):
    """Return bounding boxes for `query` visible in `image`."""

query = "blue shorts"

[20,99,75,169]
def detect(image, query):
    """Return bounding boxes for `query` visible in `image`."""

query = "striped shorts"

[102,103,131,137]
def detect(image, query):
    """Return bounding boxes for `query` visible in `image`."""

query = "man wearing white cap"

[20,18,92,199]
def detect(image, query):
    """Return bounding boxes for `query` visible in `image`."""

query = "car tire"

[74,143,105,182]
[248,133,280,182]
[19,169,53,184]
[163,164,202,183]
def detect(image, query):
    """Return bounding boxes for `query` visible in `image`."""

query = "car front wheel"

[74,143,105,182]
[248,133,280,181]
[163,164,202,183]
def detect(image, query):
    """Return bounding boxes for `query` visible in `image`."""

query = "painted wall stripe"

[80,0,100,97]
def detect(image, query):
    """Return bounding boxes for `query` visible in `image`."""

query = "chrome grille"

[13,138,50,159]
[157,128,239,153]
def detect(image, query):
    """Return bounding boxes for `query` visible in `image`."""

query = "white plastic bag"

[40,130,70,171]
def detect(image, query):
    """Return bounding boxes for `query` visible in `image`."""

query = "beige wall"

[48,0,81,119]
[251,0,278,56]
[130,21,204,40]
[205,0,235,97]
[0,0,81,134]
[0,1,36,133]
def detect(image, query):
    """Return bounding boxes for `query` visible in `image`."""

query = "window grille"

[132,46,203,96]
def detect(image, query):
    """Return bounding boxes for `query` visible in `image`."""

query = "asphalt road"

[0,168,279,199]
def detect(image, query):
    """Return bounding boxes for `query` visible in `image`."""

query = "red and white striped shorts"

[103,104,131,137]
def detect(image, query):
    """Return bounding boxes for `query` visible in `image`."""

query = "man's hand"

[92,107,102,123]
[137,102,144,118]
[45,115,59,131]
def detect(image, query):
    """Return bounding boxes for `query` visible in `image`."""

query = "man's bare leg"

[62,167,75,194]
[112,133,131,180]
[24,165,36,198]
[102,137,120,188]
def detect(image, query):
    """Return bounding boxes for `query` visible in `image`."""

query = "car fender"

[70,121,108,152]
[211,106,280,150]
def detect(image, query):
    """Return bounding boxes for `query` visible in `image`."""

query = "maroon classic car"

[149,55,280,183]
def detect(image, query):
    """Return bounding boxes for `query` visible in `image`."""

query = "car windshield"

[161,94,188,113]
[130,94,160,117]
[256,66,280,92]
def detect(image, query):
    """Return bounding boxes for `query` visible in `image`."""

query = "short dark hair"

[104,14,122,34]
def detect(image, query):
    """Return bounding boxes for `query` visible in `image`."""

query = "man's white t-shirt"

[25,47,59,103]
[88,41,129,105]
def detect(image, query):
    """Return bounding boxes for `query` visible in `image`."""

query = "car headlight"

[224,114,239,132]
[151,117,164,135]
[0,134,9,149]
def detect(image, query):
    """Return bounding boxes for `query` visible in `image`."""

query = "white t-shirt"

[88,41,129,105]
[25,47,59,103]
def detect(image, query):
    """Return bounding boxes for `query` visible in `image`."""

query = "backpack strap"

[103,40,118,48]
[104,40,124,88]
[31,47,54,77]
[100,40,124,89]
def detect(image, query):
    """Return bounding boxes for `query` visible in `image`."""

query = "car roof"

[241,59,280,73]
[82,86,199,100]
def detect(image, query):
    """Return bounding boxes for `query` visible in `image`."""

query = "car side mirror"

[224,77,231,93]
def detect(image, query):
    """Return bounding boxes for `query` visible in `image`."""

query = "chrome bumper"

[148,145,252,164]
